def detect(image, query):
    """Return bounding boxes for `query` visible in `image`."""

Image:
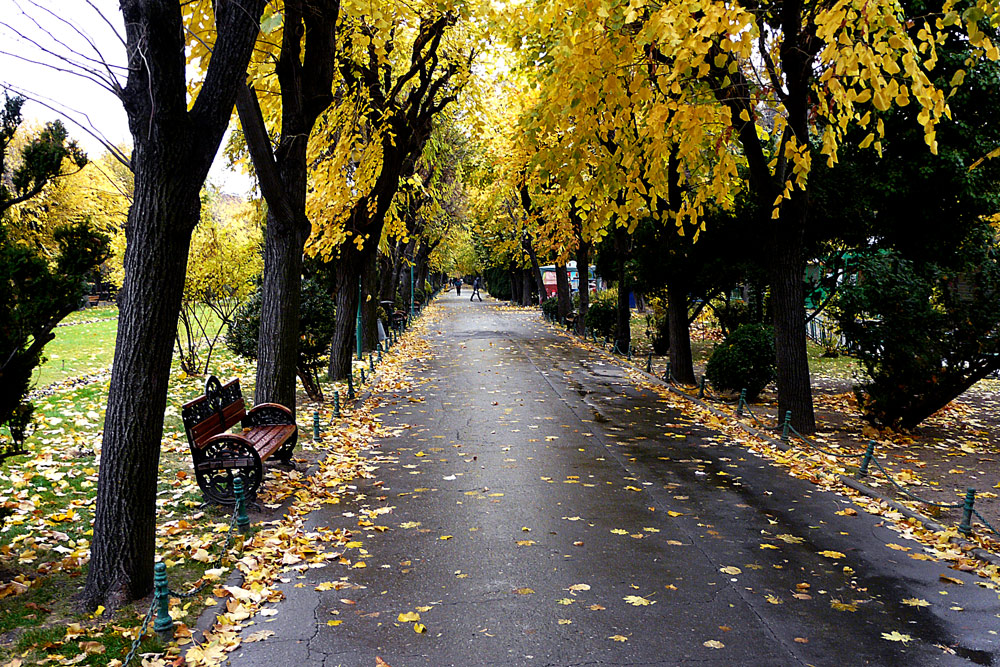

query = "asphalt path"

[227,292,1000,666]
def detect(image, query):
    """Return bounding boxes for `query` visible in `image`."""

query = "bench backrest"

[181,378,247,449]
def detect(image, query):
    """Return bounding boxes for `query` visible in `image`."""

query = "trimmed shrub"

[705,323,775,401]
[542,296,559,320]
[225,277,335,399]
[584,287,619,339]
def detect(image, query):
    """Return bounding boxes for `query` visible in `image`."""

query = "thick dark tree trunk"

[362,253,379,352]
[379,245,398,303]
[613,227,631,352]
[255,173,307,412]
[521,268,532,305]
[667,280,695,384]
[555,263,571,321]
[88,182,197,610]
[511,268,523,305]
[771,210,815,432]
[414,241,430,296]
[522,234,546,305]
[237,0,338,414]
[85,0,267,611]
[328,247,365,380]
[576,243,590,335]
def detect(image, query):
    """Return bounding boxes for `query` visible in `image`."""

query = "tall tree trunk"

[84,0,266,612]
[771,208,815,432]
[511,268,522,305]
[88,183,197,610]
[362,252,379,352]
[522,234,546,305]
[613,227,631,352]
[378,248,396,305]
[521,268,532,305]
[255,168,307,412]
[576,243,590,335]
[328,247,365,380]
[237,0,339,414]
[555,263,571,321]
[667,280,695,384]
[414,240,430,295]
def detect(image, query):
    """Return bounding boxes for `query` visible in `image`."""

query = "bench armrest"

[244,402,295,428]
[201,432,255,449]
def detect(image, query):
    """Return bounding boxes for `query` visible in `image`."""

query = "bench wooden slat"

[188,398,247,448]
[244,424,296,458]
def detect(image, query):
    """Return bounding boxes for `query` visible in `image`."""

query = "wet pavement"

[225,294,1000,666]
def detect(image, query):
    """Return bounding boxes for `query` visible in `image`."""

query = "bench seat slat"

[244,424,296,459]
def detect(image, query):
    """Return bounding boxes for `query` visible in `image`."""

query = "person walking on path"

[470,276,482,301]
[453,276,461,297]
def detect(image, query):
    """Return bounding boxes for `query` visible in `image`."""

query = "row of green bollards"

[856,440,980,536]
[153,474,252,643]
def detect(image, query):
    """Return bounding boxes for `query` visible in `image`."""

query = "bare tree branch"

[1,83,131,167]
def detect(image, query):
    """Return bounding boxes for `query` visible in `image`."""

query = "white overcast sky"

[0,0,251,194]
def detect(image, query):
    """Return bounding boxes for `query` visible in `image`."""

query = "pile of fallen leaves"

[0,310,432,666]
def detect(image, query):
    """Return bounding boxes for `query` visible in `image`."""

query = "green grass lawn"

[35,318,119,388]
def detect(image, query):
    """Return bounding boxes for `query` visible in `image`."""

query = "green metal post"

[959,488,977,536]
[699,376,706,399]
[153,562,174,641]
[858,441,875,477]
[334,391,341,419]
[646,353,652,374]
[234,475,250,534]
[378,347,383,362]
[369,354,375,374]
[347,373,355,400]
[665,361,672,383]
[312,411,320,441]
[360,368,366,386]
[736,389,746,417]
[356,277,363,361]
[781,410,792,443]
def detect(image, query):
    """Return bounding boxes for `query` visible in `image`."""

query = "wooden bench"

[181,376,298,504]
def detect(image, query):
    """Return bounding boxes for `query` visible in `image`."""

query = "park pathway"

[226,292,999,666]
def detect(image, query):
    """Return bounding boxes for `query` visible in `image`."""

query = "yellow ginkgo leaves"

[623,595,655,606]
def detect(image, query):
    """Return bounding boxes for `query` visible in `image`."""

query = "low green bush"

[542,296,559,320]
[705,323,775,401]
[585,287,619,339]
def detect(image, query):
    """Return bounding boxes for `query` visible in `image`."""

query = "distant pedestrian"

[454,277,461,297]
[470,276,482,302]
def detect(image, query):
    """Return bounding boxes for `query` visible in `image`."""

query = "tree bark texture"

[328,246,365,379]
[362,252,379,351]
[522,234,546,305]
[555,263,571,321]
[771,206,816,432]
[667,280,696,384]
[613,227,631,352]
[85,0,266,611]
[521,268,532,305]
[575,242,591,335]
[510,268,523,305]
